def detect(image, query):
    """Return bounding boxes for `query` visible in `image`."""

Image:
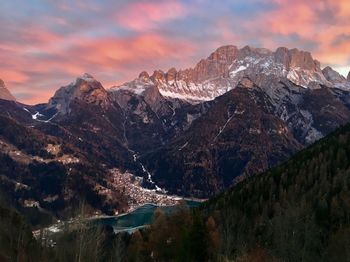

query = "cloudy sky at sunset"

[1,0,350,104]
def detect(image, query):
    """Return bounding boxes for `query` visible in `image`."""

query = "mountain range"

[1,45,350,217]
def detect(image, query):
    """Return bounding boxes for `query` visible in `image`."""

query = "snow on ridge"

[110,78,154,96]
[23,107,57,123]
[117,85,147,95]
[230,65,247,77]
[159,89,212,102]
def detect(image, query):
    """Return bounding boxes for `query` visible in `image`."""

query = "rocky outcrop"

[274,47,320,71]
[0,79,16,101]
[48,73,110,114]
[347,71,350,81]
[322,66,350,89]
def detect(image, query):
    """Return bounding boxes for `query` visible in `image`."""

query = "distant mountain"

[0,79,16,101]
[47,73,111,115]
[1,45,350,204]
[112,45,349,102]
[322,66,350,89]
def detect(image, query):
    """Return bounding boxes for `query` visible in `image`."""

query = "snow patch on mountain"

[110,77,153,96]
[230,65,247,76]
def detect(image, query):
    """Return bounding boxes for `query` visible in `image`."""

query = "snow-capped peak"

[110,45,345,102]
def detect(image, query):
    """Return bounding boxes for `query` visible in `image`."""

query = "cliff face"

[112,45,338,102]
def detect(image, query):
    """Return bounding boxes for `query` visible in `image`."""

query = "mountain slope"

[0,108,129,222]
[202,123,350,261]
[122,123,350,262]
[142,77,350,196]
[142,79,303,196]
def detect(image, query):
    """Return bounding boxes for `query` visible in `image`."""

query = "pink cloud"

[235,0,350,67]
[116,0,187,31]
[1,32,196,104]
[1,0,350,105]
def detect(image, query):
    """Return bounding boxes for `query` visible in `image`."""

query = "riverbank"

[93,200,203,233]
[33,198,205,239]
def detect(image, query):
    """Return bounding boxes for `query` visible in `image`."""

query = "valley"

[0,43,350,261]
[1,45,350,220]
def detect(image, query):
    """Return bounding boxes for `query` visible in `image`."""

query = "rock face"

[322,66,350,89]
[347,71,350,81]
[48,73,110,114]
[0,79,16,101]
[112,45,334,102]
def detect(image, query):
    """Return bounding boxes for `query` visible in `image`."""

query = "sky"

[1,0,350,104]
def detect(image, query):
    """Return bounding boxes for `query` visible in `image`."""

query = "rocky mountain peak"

[80,73,94,80]
[322,66,350,89]
[138,71,150,80]
[274,47,319,71]
[187,45,239,83]
[347,71,350,81]
[239,45,272,57]
[274,47,290,65]
[48,73,110,114]
[208,45,239,61]
[289,48,315,69]
[112,44,344,102]
[323,66,346,82]
[151,70,166,83]
[166,67,177,82]
[0,79,16,101]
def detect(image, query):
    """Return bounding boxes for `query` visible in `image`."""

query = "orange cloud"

[1,0,350,104]
[116,0,187,31]
[1,33,196,104]
[240,0,350,68]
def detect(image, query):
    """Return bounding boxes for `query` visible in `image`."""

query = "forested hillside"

[202,123,350,261]
[1,123,350,261]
